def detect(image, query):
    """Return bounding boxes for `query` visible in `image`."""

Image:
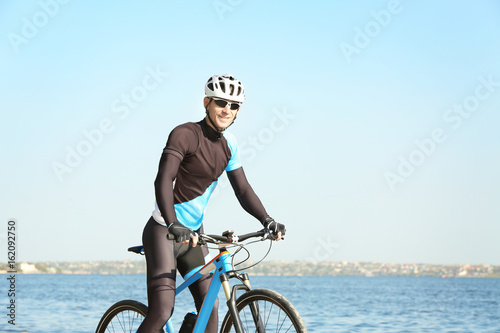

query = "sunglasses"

[212,98,241,110]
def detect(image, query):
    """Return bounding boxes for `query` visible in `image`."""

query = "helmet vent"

[205,74,245,103]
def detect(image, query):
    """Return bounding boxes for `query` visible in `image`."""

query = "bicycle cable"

[232,241,251,267]
[202,237,274,272]
[232,238,273,272]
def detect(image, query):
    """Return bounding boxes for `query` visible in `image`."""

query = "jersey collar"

[200,118,222,141]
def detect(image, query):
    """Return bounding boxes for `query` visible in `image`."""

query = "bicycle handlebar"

[166,229,269,244]
[206,230,267,243]
[130,229,273,256]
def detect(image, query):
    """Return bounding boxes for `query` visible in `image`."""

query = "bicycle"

[95,229,307,333]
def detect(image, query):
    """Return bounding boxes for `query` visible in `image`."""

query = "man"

[137,74,286,332]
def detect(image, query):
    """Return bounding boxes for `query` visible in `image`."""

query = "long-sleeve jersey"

[152,119,268,230]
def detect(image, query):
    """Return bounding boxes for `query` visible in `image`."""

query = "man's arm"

[155,152,196,244]
[226,167,270,225]
[155,124,197,226]
[227,167,286,240]
[154,152,182,226]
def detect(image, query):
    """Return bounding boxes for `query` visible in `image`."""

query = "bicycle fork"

[221,272,266,333]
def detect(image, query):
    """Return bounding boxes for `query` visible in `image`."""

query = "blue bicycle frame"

[165,246,248,333]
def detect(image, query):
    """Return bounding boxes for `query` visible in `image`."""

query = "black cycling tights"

[137,217,219,333]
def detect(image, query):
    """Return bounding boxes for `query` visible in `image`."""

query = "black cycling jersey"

[153,119,269,229]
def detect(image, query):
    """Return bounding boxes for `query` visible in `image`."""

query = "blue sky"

[1,0,499,265]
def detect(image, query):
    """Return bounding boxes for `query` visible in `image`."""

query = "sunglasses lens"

[213,99,240,110]
[213,99,228,108]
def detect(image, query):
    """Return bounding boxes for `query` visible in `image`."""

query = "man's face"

[204,97,240,131]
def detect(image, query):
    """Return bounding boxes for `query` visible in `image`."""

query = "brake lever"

[167,231,205,246]
[197,235,206,246]
[263,229,284,241]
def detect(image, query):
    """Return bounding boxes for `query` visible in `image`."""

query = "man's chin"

[216,121,231,130]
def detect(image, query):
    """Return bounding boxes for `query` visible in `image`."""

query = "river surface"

[2,274,499,332]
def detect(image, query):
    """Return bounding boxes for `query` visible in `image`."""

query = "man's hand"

[168,221,197,246]
[264,217,286,241]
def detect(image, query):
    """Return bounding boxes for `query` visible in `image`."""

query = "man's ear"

[203,97,210,109]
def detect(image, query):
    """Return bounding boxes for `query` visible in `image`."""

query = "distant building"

[20,262,38,273]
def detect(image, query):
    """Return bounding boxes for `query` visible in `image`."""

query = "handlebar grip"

[238,230,267,242]
[166,232,198,242]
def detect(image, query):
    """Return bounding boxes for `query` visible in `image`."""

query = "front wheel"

[96,299,162,333]
[220,288,307,333]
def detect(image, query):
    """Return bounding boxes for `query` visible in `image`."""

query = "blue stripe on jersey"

[175,131,241,230]
[175,179,219,230]
[223,131,241,171]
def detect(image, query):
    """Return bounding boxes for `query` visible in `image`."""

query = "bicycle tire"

[95,299,163,333]
[220,288,307,333]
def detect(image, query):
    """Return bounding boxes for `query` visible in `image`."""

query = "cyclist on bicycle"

[137,74,286,333]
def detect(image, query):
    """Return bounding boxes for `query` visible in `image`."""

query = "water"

[2,274,499,332]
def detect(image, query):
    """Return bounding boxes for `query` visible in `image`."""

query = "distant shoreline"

[2,261,499,278]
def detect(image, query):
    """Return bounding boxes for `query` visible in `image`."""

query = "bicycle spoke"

[101,308,145,333]
[231,298,303,333]
[106,320,114,333]
[129,311,140,333]
[276,308,294,333]
[96,300,152,333]
[264,302,274,329]
[242,305,249,332]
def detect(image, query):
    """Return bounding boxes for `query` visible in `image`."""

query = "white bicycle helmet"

[205,74,245,103]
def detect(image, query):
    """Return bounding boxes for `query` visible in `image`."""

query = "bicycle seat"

[128,245,144,255]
